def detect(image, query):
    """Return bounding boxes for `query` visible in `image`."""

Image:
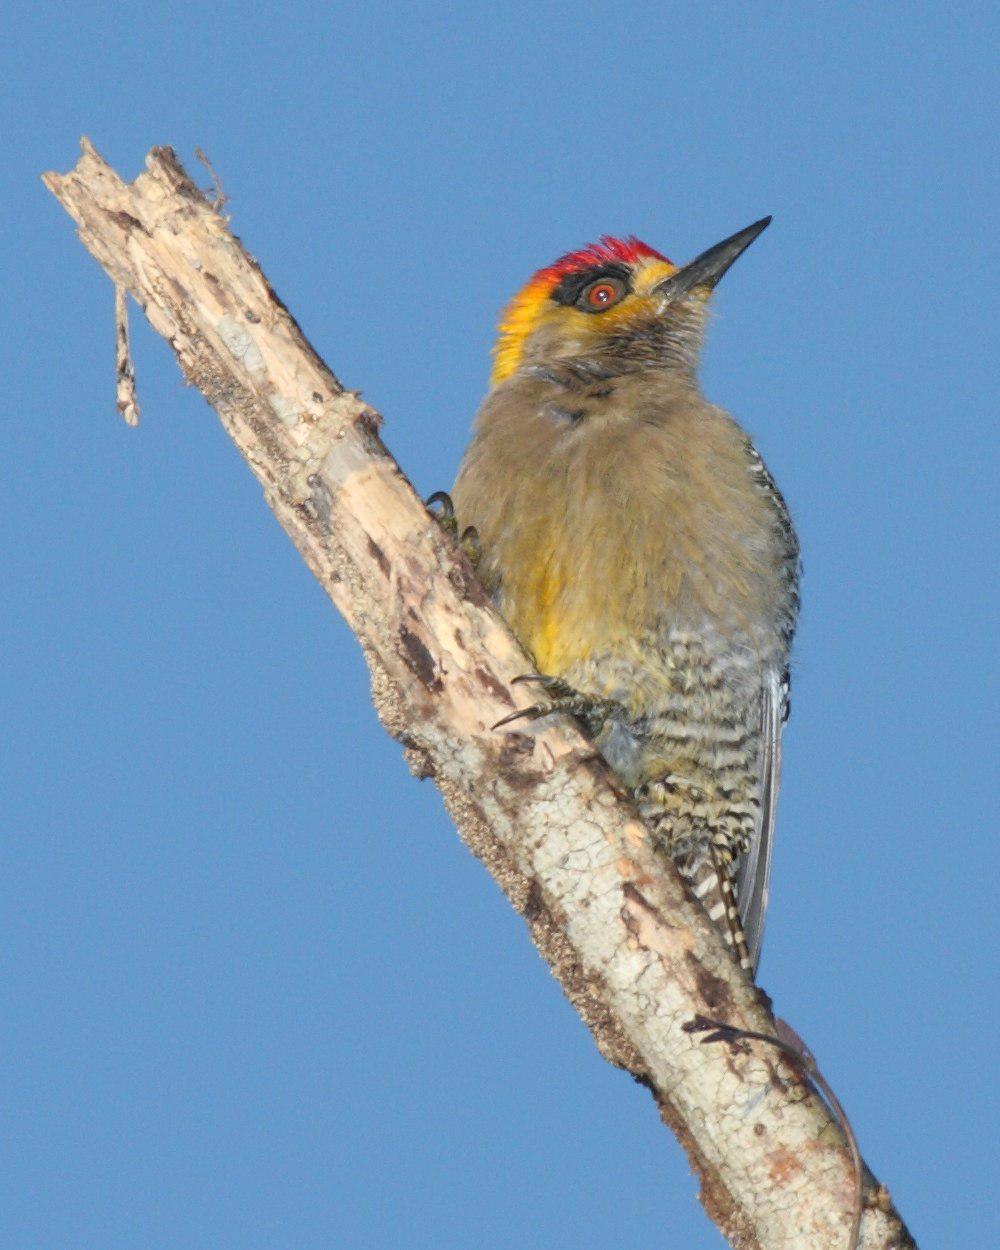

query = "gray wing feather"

[735,672,784,974]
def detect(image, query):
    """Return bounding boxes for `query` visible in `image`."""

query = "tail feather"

[684,847,753,973]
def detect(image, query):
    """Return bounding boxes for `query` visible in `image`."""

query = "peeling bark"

[43,140,916,1250]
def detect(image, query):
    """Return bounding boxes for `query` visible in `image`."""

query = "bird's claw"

[426,490,458,536]
[491,703,548,731]
[426,491,483,567]
[493,674,624,736]
[459,524,482,567]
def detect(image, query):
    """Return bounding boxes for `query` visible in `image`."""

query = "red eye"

[580,277,626,311]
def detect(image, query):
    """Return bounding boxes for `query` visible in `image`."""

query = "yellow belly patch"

[510,554,597,676]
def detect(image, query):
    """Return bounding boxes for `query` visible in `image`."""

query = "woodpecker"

[448,220,799,976]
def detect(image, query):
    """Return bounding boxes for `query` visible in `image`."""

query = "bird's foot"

[426,491,483,567]
[493,674,625,737]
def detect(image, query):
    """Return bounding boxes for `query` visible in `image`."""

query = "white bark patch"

[217,313,266,373]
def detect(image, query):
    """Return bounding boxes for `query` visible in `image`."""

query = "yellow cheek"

[491,277,554,383]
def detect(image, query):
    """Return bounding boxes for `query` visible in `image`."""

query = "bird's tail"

[684,845,754,974]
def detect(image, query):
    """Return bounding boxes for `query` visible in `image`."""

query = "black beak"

[653,216,771,303]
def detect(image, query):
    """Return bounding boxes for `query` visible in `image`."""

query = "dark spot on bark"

[753,1122,766,1136]
[109,210,147,234]
[447,558,490,605]
[498,735,540,779]
[367,536,391,578]
[685,953,737,1019]
[620,883,679,950]
[357,423,386,455]
[308,474,334,531]
[312,391,323,403]
[169,276,191,305]
[475,666,513,705]
[401,739,435,780]
[621,881,654,919]
[355,407,382,438]
[753,985,774,1016]
[399,627,441,691]
[245,309,261,324]
[522,879,545,923]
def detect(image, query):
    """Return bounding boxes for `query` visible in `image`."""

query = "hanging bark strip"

[114,282,140,425]
[43,140,916,1250]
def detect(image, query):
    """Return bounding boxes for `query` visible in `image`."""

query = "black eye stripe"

[550,262,632,306]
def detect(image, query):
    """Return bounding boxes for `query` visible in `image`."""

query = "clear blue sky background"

[3,5,996,1247]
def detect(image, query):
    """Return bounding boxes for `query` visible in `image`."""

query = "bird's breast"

[452,377,793,685]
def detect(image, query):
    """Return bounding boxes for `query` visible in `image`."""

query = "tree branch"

[43,139,916,1250]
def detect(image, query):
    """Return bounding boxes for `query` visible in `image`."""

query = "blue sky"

[3,4,996,1247]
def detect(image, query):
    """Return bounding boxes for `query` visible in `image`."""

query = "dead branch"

[43,139,916,1250]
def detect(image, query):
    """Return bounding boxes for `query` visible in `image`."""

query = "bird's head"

[490,217,770,385]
